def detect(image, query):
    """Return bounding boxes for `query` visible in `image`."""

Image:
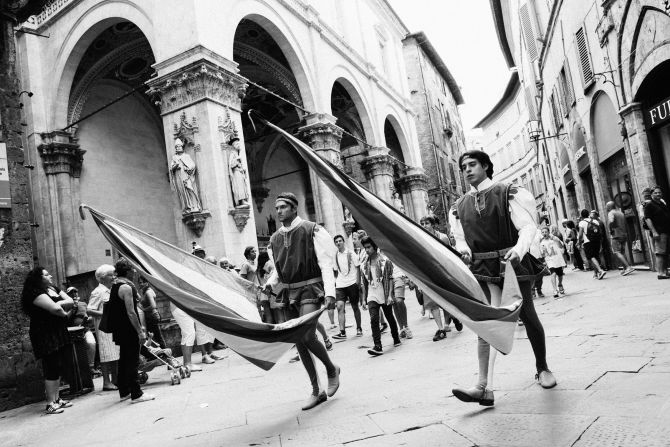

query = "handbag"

[98,301,112,333]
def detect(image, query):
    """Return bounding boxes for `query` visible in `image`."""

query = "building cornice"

[489,0,515,68]
[538,0,564,72]
[473,72,520,128]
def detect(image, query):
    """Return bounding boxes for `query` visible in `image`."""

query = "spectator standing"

[240,246,266,322]
[87,264,120,391]
[107,258,155,403]
[606,201,635,276]
[66,287,99,377]
[591,210,611,271]
[577,209,607,279]
[332,234,363,339]
[21,267,75,414]
[563,220,583,270]
[644,186,670,279]
[539,227,567,297]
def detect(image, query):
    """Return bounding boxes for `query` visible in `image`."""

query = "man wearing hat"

[264,192,341,410]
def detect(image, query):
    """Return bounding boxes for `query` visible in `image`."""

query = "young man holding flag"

[264,192,341,411]
[449,151,556,407]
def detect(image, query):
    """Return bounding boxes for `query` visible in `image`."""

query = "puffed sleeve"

[448,205,471,256]
[508,186,538,258]
[313,225,336,297]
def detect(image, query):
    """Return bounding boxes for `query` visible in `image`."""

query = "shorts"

[611,237,627,254]
[549,267,564,277]
[171,305,215,346]
[584,241,601,259]
[336,284,359,302]
[653,233,669,255]
[422,293,440,311]
[42,347,67,381]
[393,277,406,300]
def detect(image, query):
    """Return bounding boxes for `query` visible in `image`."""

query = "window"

[520,2,539,61]
[525,86,537,120]
[575,27,595,89]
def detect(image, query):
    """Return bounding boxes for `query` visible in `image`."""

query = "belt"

[276,277,322,293]
[471,247,512,260]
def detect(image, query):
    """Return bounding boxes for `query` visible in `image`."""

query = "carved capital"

[361,153,393,179]
[38,130,86,177]
[299,121,343,152]
[396,173,428,194]
[229,207,251,232]
[182,210,211,236]
[147,59,248,114]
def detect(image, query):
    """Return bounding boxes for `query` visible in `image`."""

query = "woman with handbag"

[87,264,120,391]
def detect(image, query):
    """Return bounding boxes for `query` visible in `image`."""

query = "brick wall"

[0,19,42,411]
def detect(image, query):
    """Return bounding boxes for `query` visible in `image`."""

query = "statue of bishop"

[170,138,202,214]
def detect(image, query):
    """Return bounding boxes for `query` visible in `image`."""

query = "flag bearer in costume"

[449,151,556,407]
[264,192,341,411]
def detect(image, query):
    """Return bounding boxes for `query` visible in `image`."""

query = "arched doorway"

[233,18,315,246]
[384,116,408,210]
[571,124,596,211]
[70,21,178,273]
[330,80,368,184]
[635,59,670,195]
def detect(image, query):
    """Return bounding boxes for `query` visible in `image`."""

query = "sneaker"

[658,275,670,280]
[553,290,559,298]
[356,328,363,337]
[210,353,226,360]
[433,329,446,342]
[332,332,347,340]
[45,402,64,414]
[558,286,565,295]
[399,328,407,338]
[324,338,333,351]
[367,345,383,356]
[90,368,102,378]
[404,327,413,339]
[187,364,202,372]
[380,323,388,333]
[454,319,463,331]
[202,354,215,364]
[597,271,607,280]
[289,354,301,363]
[55,398,72,408]
[131,393,156,404]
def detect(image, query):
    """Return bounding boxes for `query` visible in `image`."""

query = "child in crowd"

[539,226,567,298]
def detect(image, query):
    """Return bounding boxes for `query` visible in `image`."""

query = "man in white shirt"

[577,209,606,279]
[264,192,340,411]
[332,234,362,339]
[450,150,556,407]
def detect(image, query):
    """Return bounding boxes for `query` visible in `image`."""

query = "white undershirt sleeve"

[509,186,538,258]
[265,245,279,289]
[448,206,471,256]
[313,226,336,297]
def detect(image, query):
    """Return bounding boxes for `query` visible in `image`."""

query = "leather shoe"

[536,370,557,389]
[452,385,494,406]
[301,391,327,411]
[327,366,340,397]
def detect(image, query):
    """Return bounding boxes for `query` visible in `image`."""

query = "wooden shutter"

[520,3,539,61]
[576,27,594,88]
[564,60,576,105]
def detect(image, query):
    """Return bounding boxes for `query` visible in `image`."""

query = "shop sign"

[574,146,587,160]
[0,143,10,208]
[646,97,670,129]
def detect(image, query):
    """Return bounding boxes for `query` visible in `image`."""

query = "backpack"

[585,218,601,242]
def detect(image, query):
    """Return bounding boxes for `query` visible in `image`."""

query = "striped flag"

[262,120,522,354]
[82,206,322,371]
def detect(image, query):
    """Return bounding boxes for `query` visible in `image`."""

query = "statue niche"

[228,135,251,209]
[170,138,202,214]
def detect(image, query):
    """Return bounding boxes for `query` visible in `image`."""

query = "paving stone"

[445,414,595,447]
[572,416,669,447]
[345,423,473,447]
[282,415,384,446]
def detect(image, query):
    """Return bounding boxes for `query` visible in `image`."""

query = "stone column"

[396,167,429,222]
[147,50,256,262]
[361,147,394,203]
[37,130,86,280]
[299,113,345,236]
[620,102,656,193]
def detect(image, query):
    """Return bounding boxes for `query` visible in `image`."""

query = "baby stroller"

[138,333,191,385]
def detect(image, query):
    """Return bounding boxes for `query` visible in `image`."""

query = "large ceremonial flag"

[81,205,321,371]
[261,120,522,354]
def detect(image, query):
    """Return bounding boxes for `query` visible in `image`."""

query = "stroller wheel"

[138,371,149,385]
[185,367,191,378]
[179,367,186,379]
[171,376,177,386]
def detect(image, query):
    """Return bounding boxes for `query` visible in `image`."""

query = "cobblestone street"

[1,268,668,446]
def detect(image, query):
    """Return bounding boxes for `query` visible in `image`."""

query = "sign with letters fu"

[645,97,670,129]
[0,143,10,208]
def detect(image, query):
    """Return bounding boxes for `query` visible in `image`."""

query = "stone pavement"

[1,268,669,446]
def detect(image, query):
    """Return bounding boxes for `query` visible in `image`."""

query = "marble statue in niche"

[170,138,202,214]
[228,135,250,208]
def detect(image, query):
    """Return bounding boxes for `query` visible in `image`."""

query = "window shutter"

[525,86,537,120]
[576,27,594,88]
[556,74,568,117]
[520,3,539,61]
[564,61,576,105]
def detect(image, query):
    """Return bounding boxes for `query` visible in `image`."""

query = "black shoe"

[367,345,383,356]
[324,338,333,351]
[537,291,545,297]
[433,329,446,342]
[452,385,494,406]
[332,332,347,340]
[393,339,401,347]
[454,319,463,332]
[380,323,388,333]
[356,328,363,337]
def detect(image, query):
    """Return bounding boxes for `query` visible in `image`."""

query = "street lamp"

[527,119,541,144]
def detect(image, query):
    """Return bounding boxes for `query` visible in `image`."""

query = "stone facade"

[0,16,41,411]
[402,32,467,229]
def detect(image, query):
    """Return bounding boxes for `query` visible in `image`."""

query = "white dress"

[87,284,120,362]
